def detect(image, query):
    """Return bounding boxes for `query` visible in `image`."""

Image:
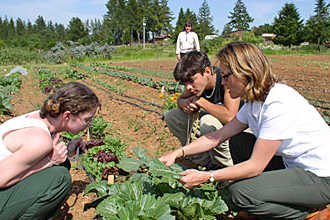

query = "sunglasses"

[222,72,233,80]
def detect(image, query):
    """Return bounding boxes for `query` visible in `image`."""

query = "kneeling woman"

[0,82,100,219]
[160,42,330,220]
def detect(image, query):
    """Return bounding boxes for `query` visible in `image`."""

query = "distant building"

[225,30,248,40]
[153,34,171,42]
[261,33,276,41]
[300,42,310,46]
[205,34,219,40]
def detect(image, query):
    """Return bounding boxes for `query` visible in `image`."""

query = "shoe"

[305,206,330,220]
[234,211,257,220]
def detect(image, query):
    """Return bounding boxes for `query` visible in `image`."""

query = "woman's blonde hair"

[40,82,100,118]
[216,42,277,102]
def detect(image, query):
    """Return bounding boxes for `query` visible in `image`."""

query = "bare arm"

[0,130,67,188]
[179,138,282,188]
[195,86,240,124]
[159,118,247,166]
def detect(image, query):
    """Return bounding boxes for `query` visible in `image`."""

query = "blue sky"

[0,0,322,33]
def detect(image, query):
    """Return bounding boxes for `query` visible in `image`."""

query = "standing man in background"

[176,21,200,62]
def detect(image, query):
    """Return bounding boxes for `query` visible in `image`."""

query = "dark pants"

[228,133,330,219]
[229,132,284,171]
[228,168,330,219]
[0,161,71,220]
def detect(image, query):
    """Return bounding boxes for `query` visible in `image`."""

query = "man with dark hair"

[164,51,241,169]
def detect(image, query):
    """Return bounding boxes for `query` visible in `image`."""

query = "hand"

[179,96,200,114]
[176,54,181,62]
[48,134,68,165]
[179,169,210,188]
[159,150,180,167]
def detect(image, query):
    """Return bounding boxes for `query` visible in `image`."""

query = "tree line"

[0,0,329,50]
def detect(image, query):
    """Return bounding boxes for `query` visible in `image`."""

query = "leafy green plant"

[80,134,127,181]
[84,147,229,219]
[0,88,13,114]
[81,145,118,181]
[63,67,88,80]
[91,115,112,138]
[0,73,23,114]
[35,68,63,93]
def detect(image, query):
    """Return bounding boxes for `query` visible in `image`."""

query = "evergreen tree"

[221,23,232,36]
[104,0,130,44]
[8,18,16,39]
[198,0,215,40]
[273,3,304,47]
[2,18,9,41]
[66,17,89,42]
[34,15,46,33]
[127,0,139,43]
[27,20,33,34]
[253,23,274,36]
[158,0,173,34]
[16,18,26,36]
[55,23,66,41]
[228,0,254,31]
[304,0,330,49]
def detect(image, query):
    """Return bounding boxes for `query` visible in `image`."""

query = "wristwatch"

[209,171,215,183]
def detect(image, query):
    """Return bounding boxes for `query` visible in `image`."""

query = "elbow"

[0,180,9,189]
[222,114,235,124]
[245,161,265,178]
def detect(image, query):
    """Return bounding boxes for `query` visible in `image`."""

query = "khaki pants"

[164,108,233,169]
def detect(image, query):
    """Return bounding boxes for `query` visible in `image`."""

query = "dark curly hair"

[173,51,212,83]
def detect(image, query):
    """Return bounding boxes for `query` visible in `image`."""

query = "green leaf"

[117,157,142,172]
[95,197,120,217]
[132,146,148,160]
[83,180,110,197]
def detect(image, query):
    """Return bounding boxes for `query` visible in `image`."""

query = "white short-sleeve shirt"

[237,83,330,177]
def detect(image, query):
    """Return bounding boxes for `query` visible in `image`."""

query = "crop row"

[74,63,184,93]
[0,73,23,114]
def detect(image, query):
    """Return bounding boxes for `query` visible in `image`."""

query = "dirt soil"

[7,55,330,219]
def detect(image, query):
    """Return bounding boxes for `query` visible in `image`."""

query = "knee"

[163,108,177,124]
[164,108,185,127]
[228,180,258,210]
[200,115,223,134]
[51,166,72,192]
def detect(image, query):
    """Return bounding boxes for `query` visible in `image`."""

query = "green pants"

[228,167,330,219]
[0,164,71,220]
[164,108,233,169]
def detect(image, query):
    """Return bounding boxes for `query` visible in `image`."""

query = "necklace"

[205,72,216,98]
[205,85,216,98]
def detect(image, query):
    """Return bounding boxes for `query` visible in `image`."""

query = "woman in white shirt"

[0,82,100,219]
[160,42,330,220]
[176,21,200,61]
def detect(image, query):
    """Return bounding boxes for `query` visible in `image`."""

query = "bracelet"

[181,147,185,158]
[209,171,215,183]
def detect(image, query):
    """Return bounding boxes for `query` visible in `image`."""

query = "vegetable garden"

[0,54,329,219]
